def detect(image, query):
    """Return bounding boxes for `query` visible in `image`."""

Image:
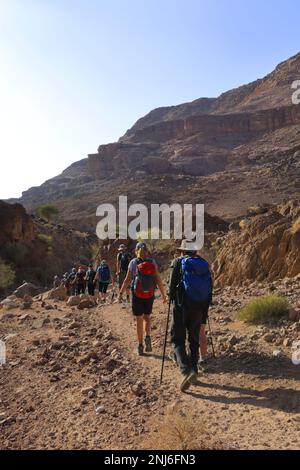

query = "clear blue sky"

[1,0,299,199]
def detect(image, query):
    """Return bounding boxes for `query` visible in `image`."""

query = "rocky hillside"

[0,201,97,294]
[14,52,300,229]
[213,200,300,286]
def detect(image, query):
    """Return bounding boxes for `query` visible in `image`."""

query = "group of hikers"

[53,240,213,393]
[53,259,113,301]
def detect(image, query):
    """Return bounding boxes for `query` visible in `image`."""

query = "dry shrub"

[291,217,300,235]
[239,219,248,230]
[142,409,224,450]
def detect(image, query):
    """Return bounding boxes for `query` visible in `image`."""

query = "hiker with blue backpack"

[118,242,167,355]
[94,260,111,302]
[168,240,213,392]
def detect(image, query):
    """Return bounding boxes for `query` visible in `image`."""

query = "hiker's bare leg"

[200,324,208,358]
[143,314,151,336]
[136,316,144,344]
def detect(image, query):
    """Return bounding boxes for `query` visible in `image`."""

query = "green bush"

[37,204,59,223]
[0,258,15,290]
[1,241,28,266]
[237,294,289,324]
[37,234,53,246]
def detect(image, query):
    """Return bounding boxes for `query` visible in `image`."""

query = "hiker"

[118,242,167,355]
[62,272,72,296]
[116,244,132,303]
[53,275,61,289]
[74,267,86,295]
[85,264,96,296]
[94,259,111,302]
[168,240,213,392]
[68,268,77,296]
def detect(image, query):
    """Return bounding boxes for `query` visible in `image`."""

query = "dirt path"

[98,299,300,450]
[0,292,299,450]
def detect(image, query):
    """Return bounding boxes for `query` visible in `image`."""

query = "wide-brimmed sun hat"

[178,240,200,251]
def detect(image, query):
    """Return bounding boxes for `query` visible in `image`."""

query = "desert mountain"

[14,52,300,230]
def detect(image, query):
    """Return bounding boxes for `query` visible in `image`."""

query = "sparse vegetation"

[237,294,290,323]
[239,219,249,230]
[137,229,175,253]
[37,234,53,246]
[247,205,268,216]
[90,243,100,257]
[0,258,15,290]
[144,410,223,450]
[37,204,59,223]
[290,217,300,235]
[1,241,28,267]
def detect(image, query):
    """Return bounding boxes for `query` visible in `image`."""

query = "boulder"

[43,285,67,301]
[14,282,41,299]
[213,203,300,286]
[289,308,300,322]
[0,298,20,310]
[77,298,96,310]
[263,333,275,343]
[67,296,81,306]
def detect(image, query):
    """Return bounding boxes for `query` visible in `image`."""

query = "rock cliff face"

[15,51,300,228]
[213,201,300,286]
[89,104,300,179]
[0,201,97,289]
[0,202,35,245]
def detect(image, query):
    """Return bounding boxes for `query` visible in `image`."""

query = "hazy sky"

[0,0,299,199]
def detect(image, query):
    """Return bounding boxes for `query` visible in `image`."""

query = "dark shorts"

[99,282,109,293]
[132,294,154,316]
[182,297,210,324]
[118,271,127,288]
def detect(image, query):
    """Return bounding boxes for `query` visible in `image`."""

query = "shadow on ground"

[184,353,300,413]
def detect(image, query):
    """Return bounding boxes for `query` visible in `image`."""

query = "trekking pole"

[160,298,171,385]
[207,316,216,358]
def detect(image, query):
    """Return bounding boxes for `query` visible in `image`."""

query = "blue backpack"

[98,264,110,283]
[181,256,212,303]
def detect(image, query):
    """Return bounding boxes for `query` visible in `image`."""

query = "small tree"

[37,204,59,223]
[0,258,15,290]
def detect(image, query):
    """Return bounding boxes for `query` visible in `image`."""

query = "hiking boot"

[144,336,152,352]
[137,344,144,356]
[180,371,197,393]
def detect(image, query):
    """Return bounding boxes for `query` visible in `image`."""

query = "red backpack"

[133,259,157,299]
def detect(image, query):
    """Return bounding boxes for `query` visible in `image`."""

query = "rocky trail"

[0,280,300,450]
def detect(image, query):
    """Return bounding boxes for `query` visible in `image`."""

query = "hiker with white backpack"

[168,240,213,392]
[118,242,167,355]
